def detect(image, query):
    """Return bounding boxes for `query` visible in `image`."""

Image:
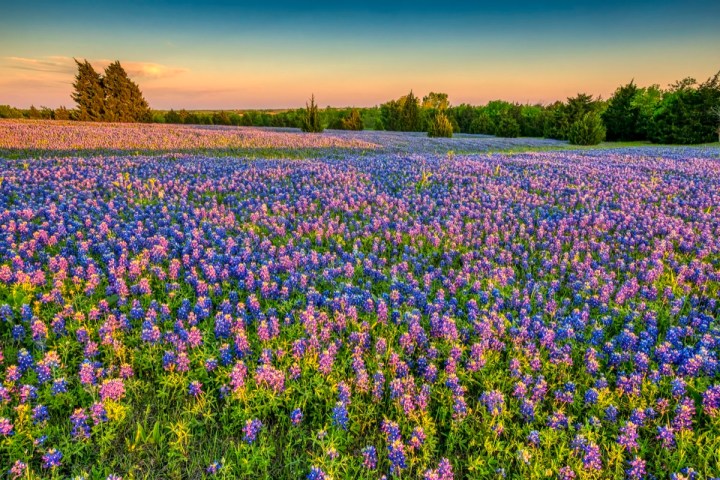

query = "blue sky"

[1,0,719,108]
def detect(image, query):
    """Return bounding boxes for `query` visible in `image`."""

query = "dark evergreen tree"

[102,61,151,122]
[71,59,105,121]
[602,81,643,141]
[301,94,323,133]
[400,91,421,131]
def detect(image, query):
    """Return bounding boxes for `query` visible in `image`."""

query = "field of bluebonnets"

[1,119,720,480]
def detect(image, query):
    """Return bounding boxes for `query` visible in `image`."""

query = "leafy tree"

[165,109,182,124]
[447,104,478,133]
[483,100,521,137]
[72,59,105,121]
[339,109,364,130]
[358,107,381,130]
[102,61,151,122]
[712,105,720,143]
[494,116,520,138]
[54,106,72,120]
[380,91,422,132]
[427,112,453,137]
[631,85,663,139]
[469,110,493,135]
[542,101,565,139]
[301,94,323,133]
[229,112,242,126]
[518,104,545,137]
[380,99,402,131]
[0,105,24,118]
[603,81,643,141]
[422,92,449,110]
[212,110,232,126]
[567,112,606,145]
[543,94,604,140]
[565,93,601,120]
[648,72,720,144]
[26,105,42,119]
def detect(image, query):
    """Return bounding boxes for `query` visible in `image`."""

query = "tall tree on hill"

[71,59,105,121]
[102,61,151,122]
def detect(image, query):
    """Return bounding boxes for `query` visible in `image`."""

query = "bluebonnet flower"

[332,402,349,430]
[626,456,646,479]
[243,419,262,444]
[32,405,50,424]
[42,449,63,469]
[188,380,203,397]
[361,445,377,470]
[307,467,326,480]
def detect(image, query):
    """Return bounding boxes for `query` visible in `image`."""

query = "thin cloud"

[3,56,188,79]
[5,56,77,74]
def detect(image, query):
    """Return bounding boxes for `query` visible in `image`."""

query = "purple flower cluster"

[423,458,454,480]
[0,124,719,477]
[242,418,263,444]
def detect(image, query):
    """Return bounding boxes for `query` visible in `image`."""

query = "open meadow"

[1,120,720,479]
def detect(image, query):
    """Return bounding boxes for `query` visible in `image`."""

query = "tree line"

[2,61,719,145]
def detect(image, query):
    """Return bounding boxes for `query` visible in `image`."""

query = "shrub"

[301,94,323,133]
[567,112,606,145]
[427,112,453,137]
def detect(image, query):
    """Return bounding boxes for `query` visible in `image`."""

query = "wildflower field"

[1,119,720,479]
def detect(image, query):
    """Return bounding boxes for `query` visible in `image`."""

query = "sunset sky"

[2,0,719,109]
